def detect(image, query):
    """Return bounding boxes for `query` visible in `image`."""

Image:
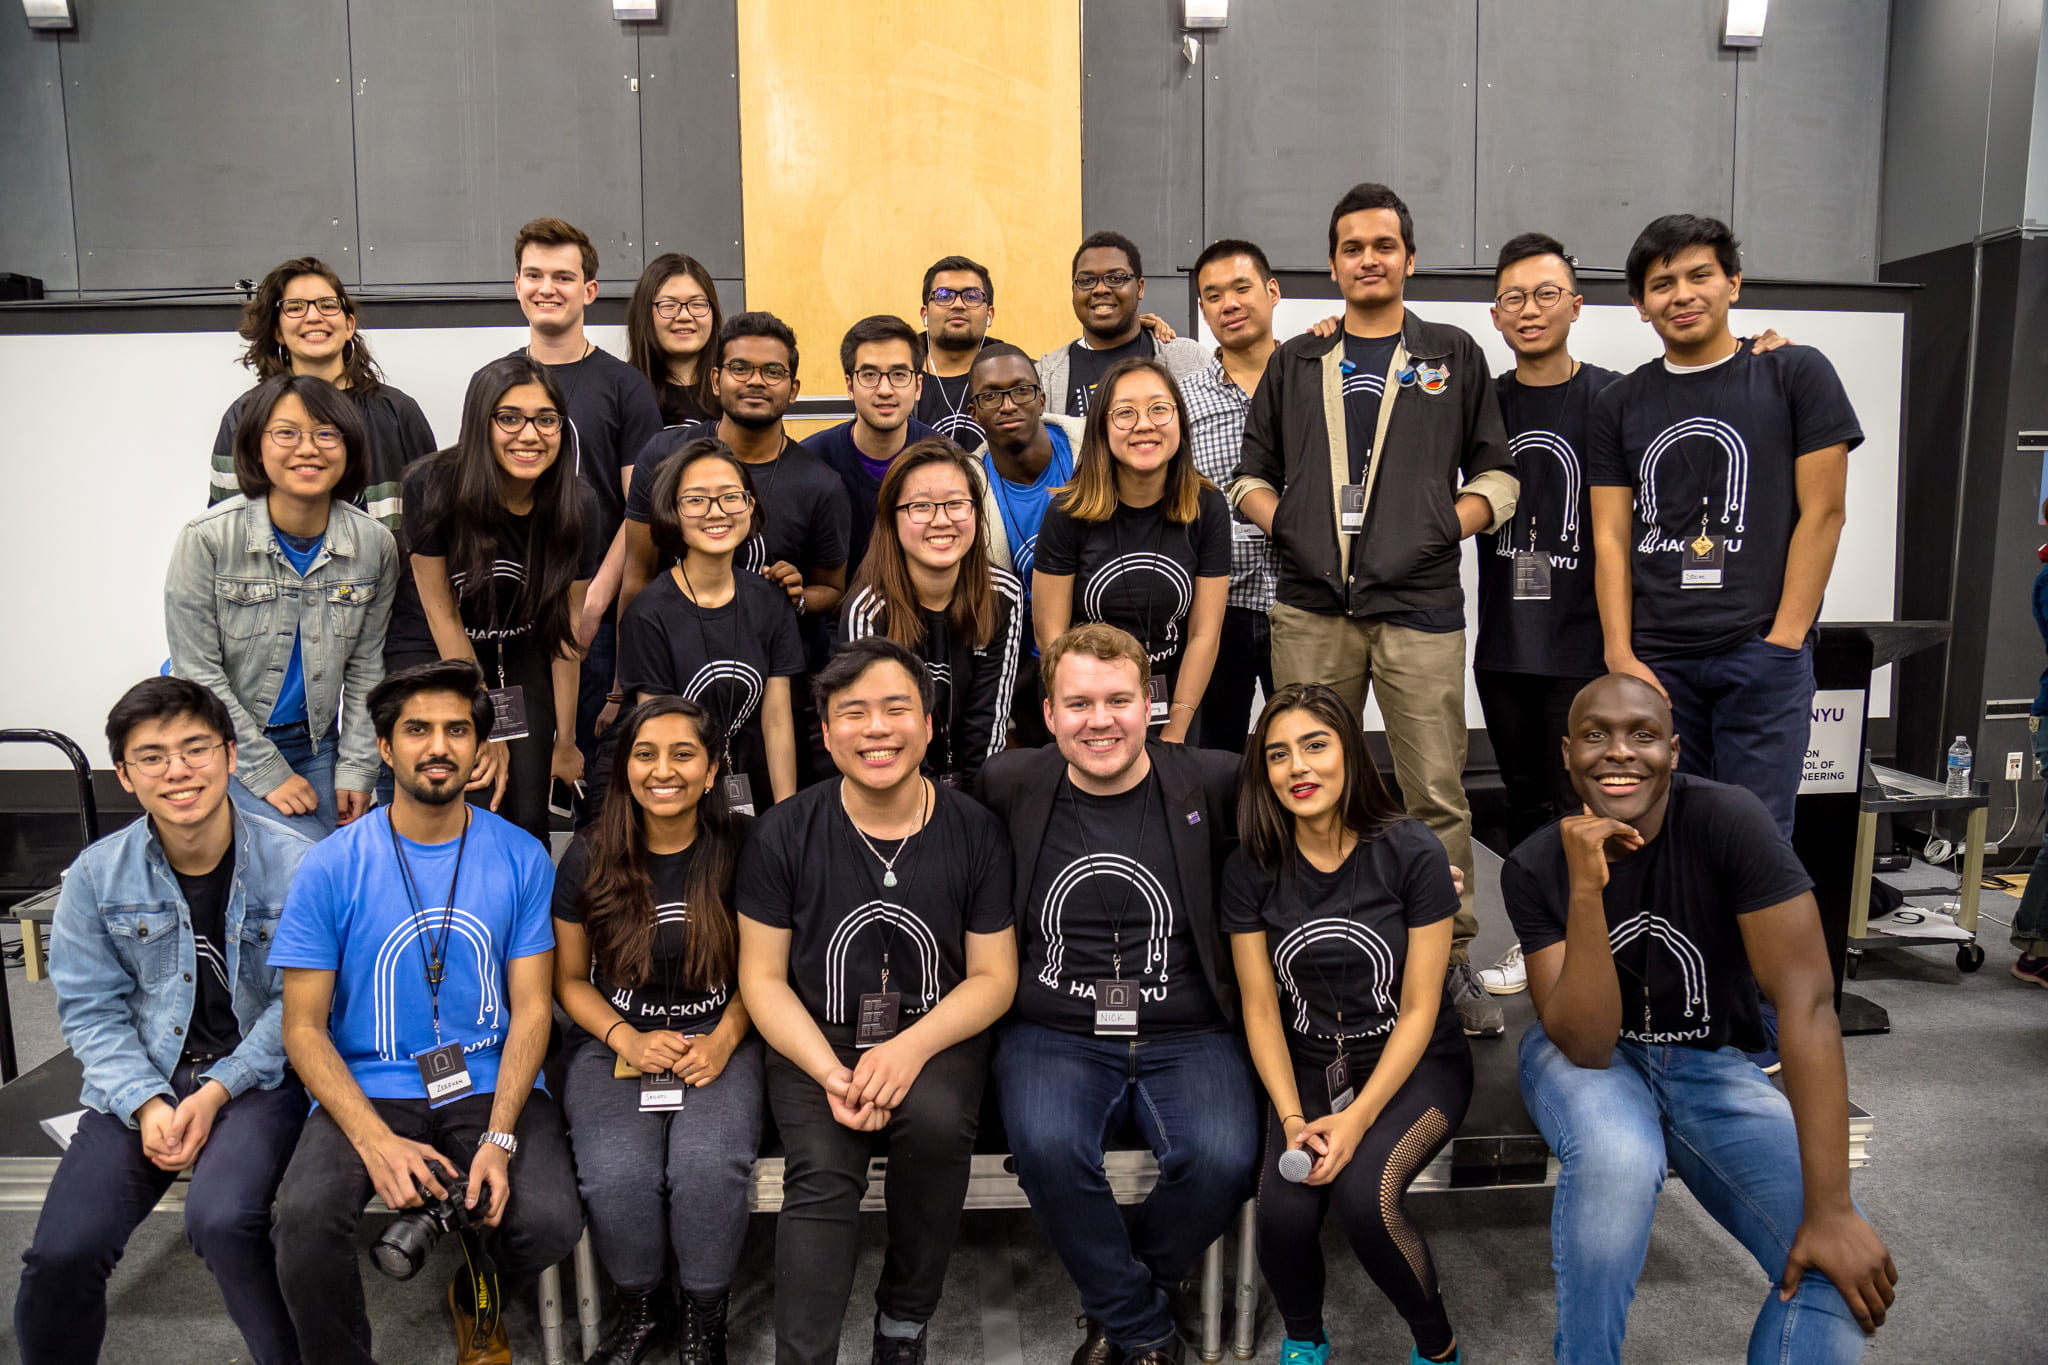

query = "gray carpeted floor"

[0,850,2040,1363]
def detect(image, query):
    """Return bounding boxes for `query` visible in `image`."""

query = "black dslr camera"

[371,1162,473,1281]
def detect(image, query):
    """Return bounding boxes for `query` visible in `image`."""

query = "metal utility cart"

[1847,761,1989,983]
[0,729,99,1084]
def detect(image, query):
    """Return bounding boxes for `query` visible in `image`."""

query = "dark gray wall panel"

[350,0,644,285]
[1881,0,1999,262]
[1083,0,1204,277]
[1734,2,1889,281]
[638,7,744,279]
[0,28,75,291]
[1476,2,1735,275]
[60,2,358,291]
[1202,1,1478,270]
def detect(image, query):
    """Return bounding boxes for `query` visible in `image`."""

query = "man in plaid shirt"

[1183,239,1282,750]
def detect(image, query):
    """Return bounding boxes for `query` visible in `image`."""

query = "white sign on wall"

[1801,688,1868,793]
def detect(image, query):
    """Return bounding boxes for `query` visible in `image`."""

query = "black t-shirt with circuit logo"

[552,836,732,1035]
[1500,773,1814,1053]
[1219,820,1465,1069]
[1016,771,1223,1036]
[1585,344,1862,661]
[735,778,1015,1046]
[1475,365,1622,678]
[1064,333,1153,417]
[174,847,242,1058]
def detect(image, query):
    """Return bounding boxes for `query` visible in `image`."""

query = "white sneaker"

[1478,944,1527,995]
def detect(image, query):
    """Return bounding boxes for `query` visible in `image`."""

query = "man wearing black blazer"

[978,624,1257,1365]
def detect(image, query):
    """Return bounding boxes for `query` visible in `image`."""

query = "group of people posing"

[20,182,1896,1365]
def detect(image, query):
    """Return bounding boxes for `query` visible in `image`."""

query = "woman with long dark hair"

[626,252,725,427]
[383,354,598,841]
[838,438,1022,789]
[617,438,802,815]
[1032,355,1230,743]
[554,696,759,1365]
[1221,683,1473,1365]
[209,257,435,531]
[169,373,398,838]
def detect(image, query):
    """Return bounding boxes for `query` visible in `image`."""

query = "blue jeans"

[15,1063,307,1365]
[230,722,339,840]
[993,1020,1258,1354]
[1519,1023,1867,1365]
[1655,634,1816,840]
[2014,718,2048,956]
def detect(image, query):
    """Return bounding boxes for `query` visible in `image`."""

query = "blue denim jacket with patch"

[50,808,313,1125]
[164,496,398,796]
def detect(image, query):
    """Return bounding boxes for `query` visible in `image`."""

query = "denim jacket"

[50,808,313,1126]
[165,496,398,796]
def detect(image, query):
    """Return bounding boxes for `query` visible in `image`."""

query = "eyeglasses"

[721,359,790,384]
[1073,270,1137,291]
[677,490,753,517]
[266,425,344,449]
[1494,284,1571,312]
[491,409,564,435]
[896,498,976,524]
[928,286,989,306]
[277,296,344,319]
[1108,401,1179,430]
[852,367,917,389]
[123,740,226,776]
[967,382,1043,411]
[653,297,713,320]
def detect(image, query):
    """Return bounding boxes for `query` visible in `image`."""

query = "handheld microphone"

[1277,1148,1313,1183]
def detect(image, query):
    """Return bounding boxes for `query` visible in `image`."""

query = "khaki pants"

[1269,602,1478,961]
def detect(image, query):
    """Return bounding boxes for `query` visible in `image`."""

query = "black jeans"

[1474,668,1599,851]
[1198,604,1273,755]
[763,1035,988,1365]
[271,1089,582,1365]
[15,1064,306,1365]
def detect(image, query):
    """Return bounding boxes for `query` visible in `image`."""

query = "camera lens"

[371,1218,433,1281]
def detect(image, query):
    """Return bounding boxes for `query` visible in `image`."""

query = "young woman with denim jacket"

[167,373,399,840]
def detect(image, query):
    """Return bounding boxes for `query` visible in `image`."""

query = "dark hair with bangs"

[1055,357,1209,524]
[106,676,234,766]
[235,256,385,392]
[368,658,495,743]
[1624,214,1742,301]
[1327,182,1416,259]
[839,315,925,375]
[812,636,934,716]
[857,439,998,651]
[646,438,763,564]
[232,373,370,504]
[1193,238,1273,284]
[1493,232,1578,290]
[626,252,725,421]
[1236,683,1404,871]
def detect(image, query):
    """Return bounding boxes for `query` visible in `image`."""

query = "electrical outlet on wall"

[2009,751,2026,780]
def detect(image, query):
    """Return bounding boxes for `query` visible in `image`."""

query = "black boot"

[1072,1315,1120,1365]
[586,1284,674,1365]
[678,1290,730,1365]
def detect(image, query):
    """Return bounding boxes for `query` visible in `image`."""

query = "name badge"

[722,772,756,818]
[1339,485,1367,535]
[855,991,902,1049]
[487,685,530,742]
[1231,519,1265,543]
[1094,979,1140,1037]
[638,1070,685,1111]
[1324,1054,1356,1113]
[414,1042,474,1108]
[1512,551,1552,601]
[1147,675,1170,725]
[1681,536,1726,589]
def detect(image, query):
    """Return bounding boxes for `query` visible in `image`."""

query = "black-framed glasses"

[1108,401,1179,430]
[1073,270,1137,291]
[722,359,790,384]
[928,286,989,306]
[653,297,714,320]
[1494,284,1570,311]
[491,409,564,435]
[677,490,753,517]
[896,498,976,524]
[852,366,917,389]
[122,740,226,776]
[265,425,344,449]
[277,296,344,319]
[968,382,1043,411]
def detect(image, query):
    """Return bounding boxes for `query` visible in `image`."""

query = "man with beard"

[1038,231,1205,418]
[270,660,580,1365]
[808,314,943,575]
[916,256,1006,451]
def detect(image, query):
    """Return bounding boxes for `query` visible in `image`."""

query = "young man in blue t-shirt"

[271,659,579,1365]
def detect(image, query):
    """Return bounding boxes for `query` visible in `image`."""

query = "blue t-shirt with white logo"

[267,529,325,727]
[271,806,556,1099]
[983,423,1075,655]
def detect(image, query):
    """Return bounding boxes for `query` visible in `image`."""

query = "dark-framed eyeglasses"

[896,498,976,525]
[122,740,226,777]
[677,490,753,517]
[1108,401,1179,431]
[721,359,790,384]
[491,409,564,435]
[277,296,344,319]
[928,286,989,306]
[852,366,917,389]
[967,382,1043,412]
[1073,270,1137,291]
[653,297,714,320]
[1494,284,1570,312]
[265,425,344,449]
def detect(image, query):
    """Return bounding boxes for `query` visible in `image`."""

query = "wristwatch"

[479,1130,518,1156]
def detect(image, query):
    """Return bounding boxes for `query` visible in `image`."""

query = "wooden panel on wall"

[736,1,1082,369]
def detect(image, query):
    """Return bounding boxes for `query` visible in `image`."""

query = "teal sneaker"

[1408,1346,1461,1364]
[1280,1339,1330,1365]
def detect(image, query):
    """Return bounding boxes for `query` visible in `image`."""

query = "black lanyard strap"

[387,806,471,1040]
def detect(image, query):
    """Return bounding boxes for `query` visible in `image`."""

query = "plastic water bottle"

[1946,737,1973,796]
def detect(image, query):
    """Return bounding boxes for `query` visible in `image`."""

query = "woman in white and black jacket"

[838,438,1023,790]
